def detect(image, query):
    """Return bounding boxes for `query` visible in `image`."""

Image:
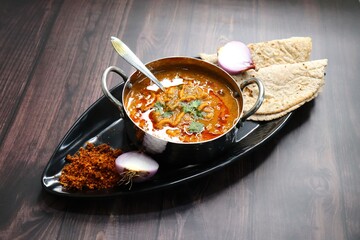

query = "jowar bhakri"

[200,37,328,121]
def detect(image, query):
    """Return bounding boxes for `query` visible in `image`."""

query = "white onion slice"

[115,151,159,183]
[217,41,255,74]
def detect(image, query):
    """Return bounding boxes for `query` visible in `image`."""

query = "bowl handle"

[101,66,127,117]
[239,77,265,123]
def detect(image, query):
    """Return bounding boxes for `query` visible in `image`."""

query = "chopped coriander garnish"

[188,121,204,133]
[181,100,204,119]
[154,101,165,113]
[190,99,202,108]
[154,101,173,118]
[162,111,173,118]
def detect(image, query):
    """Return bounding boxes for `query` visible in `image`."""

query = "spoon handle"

[110,36,165,91]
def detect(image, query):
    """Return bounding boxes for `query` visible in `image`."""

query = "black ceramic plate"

[41,83,291,198]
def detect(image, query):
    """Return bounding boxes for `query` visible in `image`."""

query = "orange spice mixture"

[59,143,122,190]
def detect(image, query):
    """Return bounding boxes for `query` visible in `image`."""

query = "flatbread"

[199,37,312,69]
[199,53,218,64]
[247,97,315,121]
[233,59,327,120]
[200,37,327,121]
[248,37,312,69]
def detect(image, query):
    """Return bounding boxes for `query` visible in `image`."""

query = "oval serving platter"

[41,82,291,198]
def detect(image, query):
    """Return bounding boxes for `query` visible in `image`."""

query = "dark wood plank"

[0,0,132,238]
[0,0,63,142]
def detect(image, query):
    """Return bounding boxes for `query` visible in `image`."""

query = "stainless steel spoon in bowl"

[110,36,165,91]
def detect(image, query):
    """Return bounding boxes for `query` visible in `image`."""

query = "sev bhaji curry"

[124,69,240,143]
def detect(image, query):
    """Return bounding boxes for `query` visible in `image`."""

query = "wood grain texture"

[0,0,62,142]
[0,0,359,239]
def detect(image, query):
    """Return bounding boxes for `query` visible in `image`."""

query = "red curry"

[124,69,240,143]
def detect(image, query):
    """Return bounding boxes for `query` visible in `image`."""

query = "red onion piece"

[217,41,255,74]
[115,151,159,183]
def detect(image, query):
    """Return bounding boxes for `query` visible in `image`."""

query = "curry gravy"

[125,69,240,142]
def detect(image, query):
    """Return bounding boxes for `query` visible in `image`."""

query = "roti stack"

[200,37,328,121]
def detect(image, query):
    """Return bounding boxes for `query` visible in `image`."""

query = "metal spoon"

[110,36,165,91]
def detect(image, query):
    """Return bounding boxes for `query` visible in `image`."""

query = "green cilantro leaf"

[162,111,173,118]
[181,100,204,119]
[154,101,173,118]
[190,99,201,108]
[188,121,204,133]
[154,101,165,113]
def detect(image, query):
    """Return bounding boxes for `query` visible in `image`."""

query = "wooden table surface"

[1,0,359,239]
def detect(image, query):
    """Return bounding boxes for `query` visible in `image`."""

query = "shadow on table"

[39,101,314,216]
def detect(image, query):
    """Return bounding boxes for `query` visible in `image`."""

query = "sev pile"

[59,143,122,190]
[200,37,328,121]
